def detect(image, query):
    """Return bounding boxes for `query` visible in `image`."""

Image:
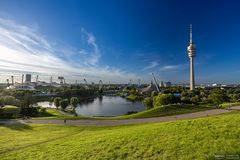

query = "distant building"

[212,83,221,87]
[25,74,31,83]
[160,81,165,88]
[140,82,157,94]
[165,81,172,87]
[7,83,35,90]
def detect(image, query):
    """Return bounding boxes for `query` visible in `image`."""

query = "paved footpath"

[1,106,240,126]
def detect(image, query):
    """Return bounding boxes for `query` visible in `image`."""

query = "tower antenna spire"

[190,24,193,44]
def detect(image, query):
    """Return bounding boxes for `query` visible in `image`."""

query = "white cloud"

[159,64,187,71]
[80,28,100,66]
[0,18,138,83]
[143,61,159,71]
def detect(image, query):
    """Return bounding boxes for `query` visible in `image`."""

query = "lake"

[37,96,145,116]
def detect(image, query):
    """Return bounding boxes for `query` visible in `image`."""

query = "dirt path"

[1,106,240,126]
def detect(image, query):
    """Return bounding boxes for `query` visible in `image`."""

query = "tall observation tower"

[187,24,196,90]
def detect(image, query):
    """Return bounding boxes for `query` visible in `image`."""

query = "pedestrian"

[64,119,66,124]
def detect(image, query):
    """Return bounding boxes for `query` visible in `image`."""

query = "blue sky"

[0,0,239,84]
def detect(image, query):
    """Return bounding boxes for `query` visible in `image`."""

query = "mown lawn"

[221,102,240,108]
[33,104,212,120]
[0,111,239,159]
[112,104,211,119]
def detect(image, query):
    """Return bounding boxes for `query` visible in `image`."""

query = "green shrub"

[151,91,158,97]
[143,97,153,109]
[40,108,46,112]
[208,93,227,106]
[2,105,20,118]
[153,94,175,107]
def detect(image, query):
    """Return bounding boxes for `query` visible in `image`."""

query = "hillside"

[0,112,239,159]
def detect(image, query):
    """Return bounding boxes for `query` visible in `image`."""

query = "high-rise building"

[25,74,31,83]
[187,24,196,90]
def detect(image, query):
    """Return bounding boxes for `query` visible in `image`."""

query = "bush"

[181,96,191,104]
[153,94,175,107]
[143,97,153,109]
[151,91,158,97]
[190,95,200,104]
[127,94,144,101]
[20,106,38,117]
[40,107,46,112]
[208,93,227,106]
[2,105,20,118]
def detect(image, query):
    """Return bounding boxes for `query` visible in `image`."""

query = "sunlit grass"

[0,111,240,159]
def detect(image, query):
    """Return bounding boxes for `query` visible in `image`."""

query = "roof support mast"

[152,73,160,93]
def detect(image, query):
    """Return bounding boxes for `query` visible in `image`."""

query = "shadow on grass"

[37,111,55,117]
[208,153,240,160]
[0,123,33,131]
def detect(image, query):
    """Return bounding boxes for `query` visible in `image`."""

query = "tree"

[19,92,35,108]
[70,97,78,108]
[153,94,174,107]
[151,91,158,97]
[208,93,226,107]
[50,97,55,103]
[229,93,240,102]
[143,97,153,109]
[129,88,137,95]
[54,97,62,109]
[190,95,200,104]
[181,96,191,104]
[60,99,69,110]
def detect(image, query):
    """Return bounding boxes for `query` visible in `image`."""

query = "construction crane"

[152,73,160,93]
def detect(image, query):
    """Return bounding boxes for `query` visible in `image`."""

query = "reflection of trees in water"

[98,96,103,103]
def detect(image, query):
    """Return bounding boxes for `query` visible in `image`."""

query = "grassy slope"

[221,102,240,108]
[35,108,68,119]
[33,105,211,120]
[0,112,240,159]
[112,104,210,119]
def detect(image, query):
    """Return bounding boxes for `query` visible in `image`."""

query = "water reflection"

[76,96,145,116]
[38,96,145,116]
